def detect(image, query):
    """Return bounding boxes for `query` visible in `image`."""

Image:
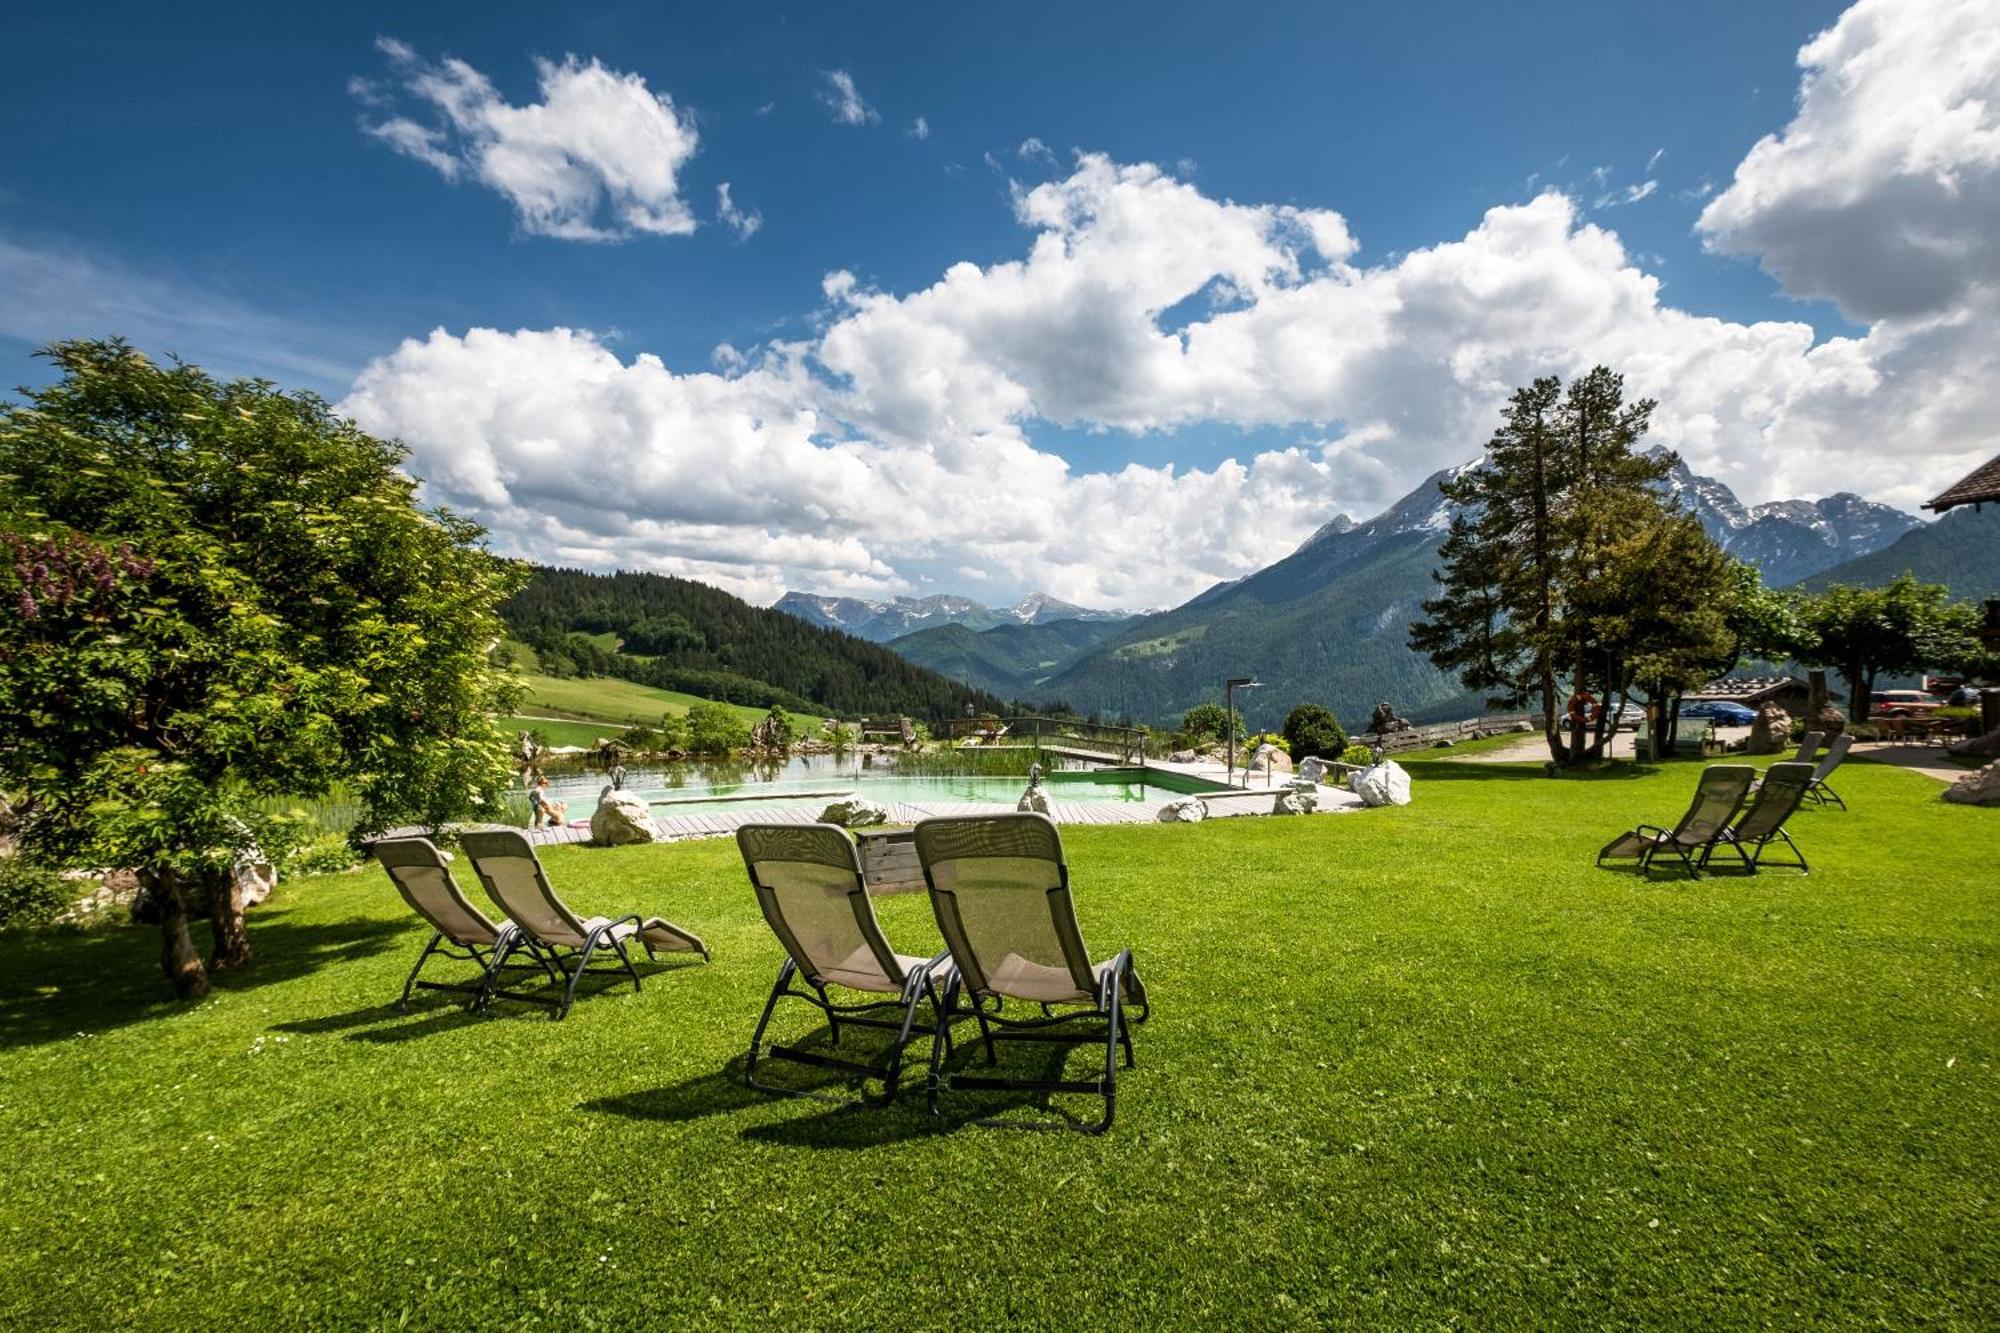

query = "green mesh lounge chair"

[1701,761,1814,874]
[736,823,952,1107]
[913,812,1149,1134]
[1790,730,1825,765]
[459,829,708,1020]
[1802,733,1855,809]
[1597,764,1756,878]
[373,836,555,1010]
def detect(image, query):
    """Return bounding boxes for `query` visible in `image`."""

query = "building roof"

[1925,451,2000,513]
[1684,675,1806,704]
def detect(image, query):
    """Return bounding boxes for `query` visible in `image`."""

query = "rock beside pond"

[1157,796,1207,823]
[1168,749,1200,764]
[1350,760,1412,808]
[591,790,666,845]
[1017,787,1051,814]
[1942,760,2000,807]
[1272,788,1316,815]
[820,795,889,828]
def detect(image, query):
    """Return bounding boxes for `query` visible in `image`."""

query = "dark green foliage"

[0,858,71,930]
[1790,574,1984,722]
[502,567,1006,723]
[683,701,750,755]
[0,339,523,992]
[1410,367,1674,767]
[1280,703,1347,762]
[1179,703,1242,744]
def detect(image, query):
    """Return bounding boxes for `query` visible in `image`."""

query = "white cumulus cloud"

[355,38,700,241]
[341,1,2000,608]
[716,183,762,240]
[818,70,878,126]
[1699,0,2000,321]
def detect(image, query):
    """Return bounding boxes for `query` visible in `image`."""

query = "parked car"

[1679,700,1758,726]
[1869,689,1944,718]
[1559,701,1644,731]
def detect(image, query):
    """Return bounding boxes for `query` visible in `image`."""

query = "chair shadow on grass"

[0,908,406,1051]
[272,952,710,1044]
[582,1019,1117,1148]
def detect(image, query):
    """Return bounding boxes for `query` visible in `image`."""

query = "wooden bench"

[859,716,918,747]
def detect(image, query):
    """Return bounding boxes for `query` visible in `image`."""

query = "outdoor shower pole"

[1226,677,1260,787]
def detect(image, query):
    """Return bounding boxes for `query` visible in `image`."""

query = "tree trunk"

[1847,661,1870,723]
[208,864,252,973]
[143,868,210,999]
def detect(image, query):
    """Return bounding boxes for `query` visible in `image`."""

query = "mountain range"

[850,459,1988,728]
[773,589,1134,642]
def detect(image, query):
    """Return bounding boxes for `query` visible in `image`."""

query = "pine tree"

[1409,367,1670,767]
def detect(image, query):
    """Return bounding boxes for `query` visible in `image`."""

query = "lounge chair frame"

[1597,765,1755,878]
[914,813,1149,1134]
[1803,733,1854,810]
[1701,762,1814,874]
[374,836,558,1010]
[737,823,950,1107]
[460,829,705,1020]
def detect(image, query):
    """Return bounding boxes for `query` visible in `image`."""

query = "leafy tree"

[684,701,750,754]
[1582,510,1741,760]
[0,340,523,996]
[1791,575,1983,722]
[1281,703,1348,763]
[1410,366,1670,767]
[1179,703,1243,746]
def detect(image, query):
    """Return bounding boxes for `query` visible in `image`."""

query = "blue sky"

[5,0,1993,608]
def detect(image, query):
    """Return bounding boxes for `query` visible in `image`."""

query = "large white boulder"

[820,795,890,828]
[1349,760,1413,808]
[1942,760,2000,807]
[591,790,666,845]
[1017,787,1051,814]
[1156,796,1208,823]
[1296,755,1332,784]
[1271,788,1316,815]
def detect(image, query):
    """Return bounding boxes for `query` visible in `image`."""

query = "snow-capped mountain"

[775,589,1133,642]
[1656,457,1920,585]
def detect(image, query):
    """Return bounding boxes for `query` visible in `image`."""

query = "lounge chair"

[459,829,708,1020]
[1790,730,1825,765]
[1700,762,1814,874]
[1803,733,1855,809]
[736,823,951,1106]
[913,812,1149,1134]
[373,836,554,1009]
[1597,764,1756,877]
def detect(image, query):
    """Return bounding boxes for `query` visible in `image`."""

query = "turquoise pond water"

[513,755,1224,824]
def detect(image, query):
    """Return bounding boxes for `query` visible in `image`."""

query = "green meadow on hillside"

[0,752,1993,1327]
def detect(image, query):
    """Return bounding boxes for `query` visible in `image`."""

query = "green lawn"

[496,714,629,748]
[514,670,809,731]
[2,754,1994,1326]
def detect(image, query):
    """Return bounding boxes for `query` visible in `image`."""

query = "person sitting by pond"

[528,776,568,828]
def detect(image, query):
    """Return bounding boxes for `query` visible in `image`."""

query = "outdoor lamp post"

[1225,677,1261,786]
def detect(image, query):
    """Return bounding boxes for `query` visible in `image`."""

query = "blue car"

[1679,699,1758,726]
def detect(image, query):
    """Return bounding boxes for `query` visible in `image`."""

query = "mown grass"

[495,715,629,748]
[0,754,1993,1327]
[515,671,818,733]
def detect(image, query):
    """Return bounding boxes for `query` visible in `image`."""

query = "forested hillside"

[500,567,1009,723]
[886,618,1124,697]
[1795,504,2000,600]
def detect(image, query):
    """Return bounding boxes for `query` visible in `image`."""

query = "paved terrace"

[517,772,1366,847]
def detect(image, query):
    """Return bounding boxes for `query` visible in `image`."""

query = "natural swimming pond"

[510,752,1226,825]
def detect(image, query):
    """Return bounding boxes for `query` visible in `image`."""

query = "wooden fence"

[1354,712,1541,755]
